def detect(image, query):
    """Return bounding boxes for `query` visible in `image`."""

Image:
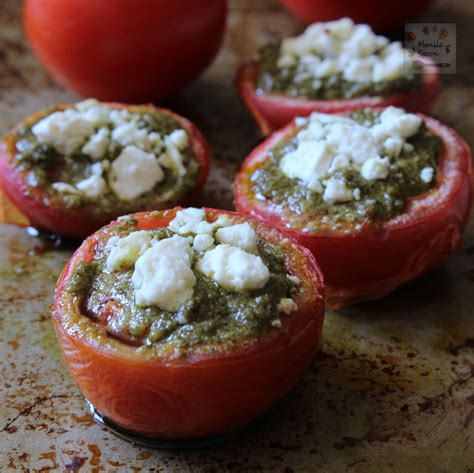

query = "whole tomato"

[24,0,228,102]
[280,0,433,32]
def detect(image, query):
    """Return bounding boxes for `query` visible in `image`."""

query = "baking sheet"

[0,0,473,471]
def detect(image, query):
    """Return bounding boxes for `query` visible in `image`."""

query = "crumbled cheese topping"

[196,244,270,292]
[193,234,215,252]
[31,99,191,201]
[279,107,424,203]
[278,17,412,85]
[420,167,434,183]
[105,209,299,318]
[75,175,107,198]
[32,109,94,156]
[215,222,258,254]
[169,208,214,235]
[106,231,152,272]
[132,235,196,312]
[109,145,164,201]
[277,298,298,315]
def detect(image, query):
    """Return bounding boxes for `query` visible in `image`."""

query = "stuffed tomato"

[52,207,325,439]
[234,107,472,308]
[237,18,439,135]
[0,100,210,238]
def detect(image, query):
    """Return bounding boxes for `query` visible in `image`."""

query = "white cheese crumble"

[169,208,214,235]
[287,275,300,285]
[278,17,411,85]
[75,175,107,198]
[168,129,189,151]
[132,235,196,312]
[52,182,79,194]
[280,141,332,192]
[81,128,110,160]
[109,145,164,201]
[278,107,423,200]
[196,244,270,292]
[31,99,192,202]
[360,157,390,181]
[106,231,152,272]
[323,177,354,203]
[32,109,94,156]
[159,135,188,177]
[111,122,153,150]
[215,223,258,254]
[193,234,215,252]
[420,167,434,183]
[277,298,298,315]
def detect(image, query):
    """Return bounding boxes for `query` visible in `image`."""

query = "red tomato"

[280,0,434,32]
[234,113,472,309]
[24,0,228,102]
[236,62,440,136]
[52,208,325,439]
[0,104,211,238]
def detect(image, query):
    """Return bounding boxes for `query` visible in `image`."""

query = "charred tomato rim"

[234,111,472,308]
[0,103,211,238]
[236,60,440,136]
[52,207,325,438]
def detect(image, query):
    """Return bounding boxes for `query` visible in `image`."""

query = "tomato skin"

[24,0,227,102]
[0,104,211,238]
[52,208,325,438]
[280,0,433,32]
[236,62,440,136]
[234,114,472,308]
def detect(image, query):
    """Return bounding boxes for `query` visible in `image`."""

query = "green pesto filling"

[257,44,421,100]
[251,110,442,229]
[66,222,295,356]
[13,107,199,216]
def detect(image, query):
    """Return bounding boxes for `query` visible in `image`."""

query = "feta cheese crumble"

[278,107,424,202]
[106,231,152,272]
[132,235,196,312]
[196,244,270,292]
[169,208,214,235]
[109,145,164,201]
[103,209,300,331]
[75,175,107,198]
[29,99,193,203]
[420,167,434,183]
[32,109,94,156]
[215,222,258,254]
[277,298,298,314]
[277,17,412,85]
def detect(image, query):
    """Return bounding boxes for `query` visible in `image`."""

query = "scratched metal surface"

[0,0,473,471]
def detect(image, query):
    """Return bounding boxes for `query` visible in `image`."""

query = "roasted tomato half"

[236,61,440,136]
[0,101,210,238]
[24,0,228,102]
[234,112,472,308]
[52,208,325,439]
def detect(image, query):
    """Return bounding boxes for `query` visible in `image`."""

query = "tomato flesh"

[52,208,325,438]
[234,114,472,308]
